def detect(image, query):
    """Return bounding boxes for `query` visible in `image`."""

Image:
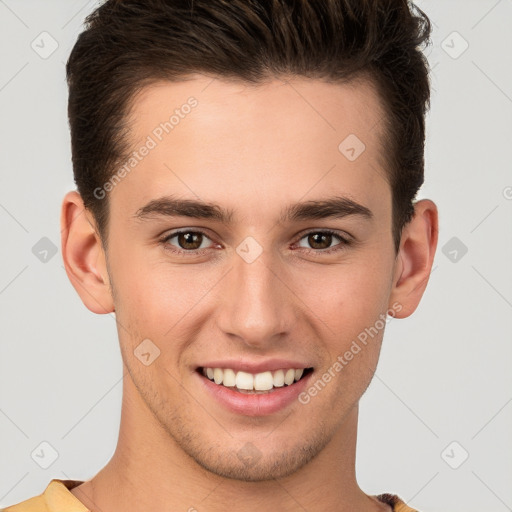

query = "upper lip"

[197,359,313,374]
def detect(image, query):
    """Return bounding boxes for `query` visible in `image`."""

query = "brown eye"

[296,230,351,253]
[177,232,203,250]
[307,232,334,250]
[162,230,213,252]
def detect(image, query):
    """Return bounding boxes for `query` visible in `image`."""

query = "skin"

[61,74,438,512]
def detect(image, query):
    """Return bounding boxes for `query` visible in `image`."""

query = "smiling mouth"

[197,367,314,394]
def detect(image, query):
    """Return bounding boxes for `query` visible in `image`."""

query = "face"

[97,75,401,481]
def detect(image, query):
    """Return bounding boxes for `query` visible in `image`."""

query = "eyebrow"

[133,195,373,224]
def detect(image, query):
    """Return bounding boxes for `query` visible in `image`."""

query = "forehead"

[129,73,387,149]
[111,74,390,224]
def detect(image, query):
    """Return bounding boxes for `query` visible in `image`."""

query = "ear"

[60,190,114,314]
[388,199,438,318]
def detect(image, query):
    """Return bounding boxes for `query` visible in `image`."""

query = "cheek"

[297,259,393,399]
[300,267,391,404]
[116,272,198,341]
[109,247,224,360]
[301,258,393,330]
[109,238,182,319]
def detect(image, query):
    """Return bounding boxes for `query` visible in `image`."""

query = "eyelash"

[159,229,352,257]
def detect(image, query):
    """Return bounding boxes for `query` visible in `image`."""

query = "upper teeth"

[203,367,305,391]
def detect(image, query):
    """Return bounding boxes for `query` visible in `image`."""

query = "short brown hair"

[66,0,432,253]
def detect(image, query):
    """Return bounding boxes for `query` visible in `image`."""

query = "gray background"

[0,1,511,511]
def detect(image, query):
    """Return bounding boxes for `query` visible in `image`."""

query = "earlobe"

[60,190,114,314]
[388,199,438,318]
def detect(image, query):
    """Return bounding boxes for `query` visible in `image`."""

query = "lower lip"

[196,370,313,417]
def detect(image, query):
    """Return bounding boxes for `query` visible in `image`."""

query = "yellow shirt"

[1,479,420,511]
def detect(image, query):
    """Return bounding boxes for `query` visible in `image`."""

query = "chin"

[173,426,334,482]
[192,448,315,482]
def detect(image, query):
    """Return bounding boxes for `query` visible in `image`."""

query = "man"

[2,0,438,511]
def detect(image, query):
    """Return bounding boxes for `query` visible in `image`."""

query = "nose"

[215,246,297,349]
